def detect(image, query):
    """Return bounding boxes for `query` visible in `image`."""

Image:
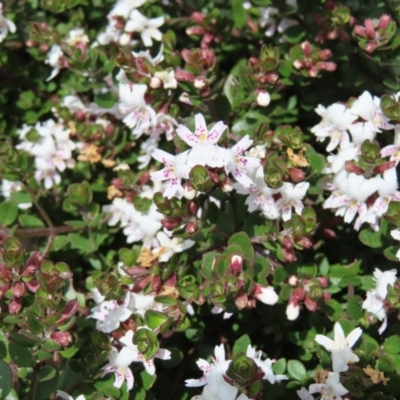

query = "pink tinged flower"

[309,372,348,400]
[315,322,362,373]
[89,293,132,333]
[311,103,356,152]
[276,182,310,221]
[119,330,171,375]
[223,135,261,187]
[151,149,191,199]
[254,285,279,305]
[176,113,227,147]
[296,387,315,400]
[101,346,135,390]
[350,90,394,133]
[246,345,288,384]
[211,306,233,319]
[125,10,164,47]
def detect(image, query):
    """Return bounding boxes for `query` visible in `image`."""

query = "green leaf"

[384,335,400,354]
[272,358,286,375]
[145,310,170,330]
[0,201,18,227]
[384,246,400,262]
[69,233,94,253]
[228,232,254,263]
[232,334,251,356]
[9,343,34,367]
[0,360,12,398]
[287,359,307,383]
[10,191,32,204]
[37,366,56,382]
[18,214,45,228]
[231,0,246,29]
[359,228,386,248]
[94,91,116,108]
[51,235,69,252]
[304,144,325,175]
[347,295,363,320]
[10,332,41,348]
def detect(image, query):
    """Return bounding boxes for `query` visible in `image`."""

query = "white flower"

[45,45,64,81]
[246,345,287,384]
[65,28,89,47]
[176,113,227,168]
[222,135,260,188]
[308,372,348,400]
[315,322,362,372]
[118,83,156,137]
[1,180,32,210]
[137,137,160,169]
[391,230,400,261]
[259,7,279,37]
[56,390,85,400]
[311,103,356,152]
[0,3,16,43]
[89,293,132,333]
[257,91,271,107]
[322,142,359,174]
[103,198,133,227]
[125,10,164,47]
[286,302,300,320]
[296,387,314,400]
[381,125,400,165]
[101,346,136,390]
[154,231,195,262]
[119,330,171,375]
[276,182,310,221]
[349,91,394,143]
[254,285,279,306]
[109,0,147,19]
[150,149,191,199]
[154,69,178,89]
[128,291,164,316]
[362,268,397,334]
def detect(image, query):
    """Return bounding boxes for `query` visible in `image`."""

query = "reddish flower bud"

[304,296,318,312]
[12,282,26,298]
[317,61,337,72]
[234,288,248,310]
[301,41,312,57]
[9,298,22,314]
[191,12,205,23]
[318,49,333,60]
[323,291,331,302]
[353,25,367,37]
[186,222,198,234]
[230,255,243,275]
[365,42,378,53]
[288,167,305,182]
[364,19,376,38]
[0,283,10,298]
[290,287,305,302]
[379,14,392,30]
[317,277,329,287]
[187,201,198,216]
[51,332,73,347]
[296,236,313,249]
[161,217,182,230]
[322,228,337,239]
[56,300,79,324]
[39,43,49,53]
[151,275,162,292]
[186,26,207,36]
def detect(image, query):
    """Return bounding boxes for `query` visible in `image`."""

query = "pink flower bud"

[379,14,391,31]
[0,283,10,298]
[288,167,305,182]
[56,300,79,325]
[186,26,207,36]
[304,296,318,312]
[161,217,182,230]
[365,42,378,53]
[186,222,198,234]
[150,76,162,89]
[364,19,376,38]
[317,62,336,72]
[230,255,243,275]
[235,288,248,310]
[301,41,312,57]
[9,298,22,314]
[191,12,205,24]
[51,332,73,347]
[318,49,332,60]
[12,282,26,298]
[187,201,198,216]
[353,25,367,37]
[317,277,329,287]
[26,280,40,293]
[152,275,162,292]
[174,69,195,82]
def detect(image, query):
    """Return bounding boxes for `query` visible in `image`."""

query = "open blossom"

[150,149,191,199]
[222,135,260,187]
[1,180,32,209]
[391,229,400,261]
[381,125,400,165]
[119,330,171,375]
[154,231,195,262]
[65,28,89,47]
[276,182,310,221]
[118,83,156,137]
[186,344,286,400]
[125,10,164,47]
[297,372,348,400]
[45,45,64,81]
[88,293,132,333]
[362,268,397,334]
[315,322,362,372]
[311,103,357,152]
[253,285,279,306]
[0,3,16,42]
[102,346,136,390]
[349,91,394,143]
[176,113,227,168]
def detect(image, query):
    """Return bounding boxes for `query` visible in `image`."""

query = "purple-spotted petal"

[207,121,227,144]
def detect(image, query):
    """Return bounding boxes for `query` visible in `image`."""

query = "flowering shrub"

[2,0,400,399]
